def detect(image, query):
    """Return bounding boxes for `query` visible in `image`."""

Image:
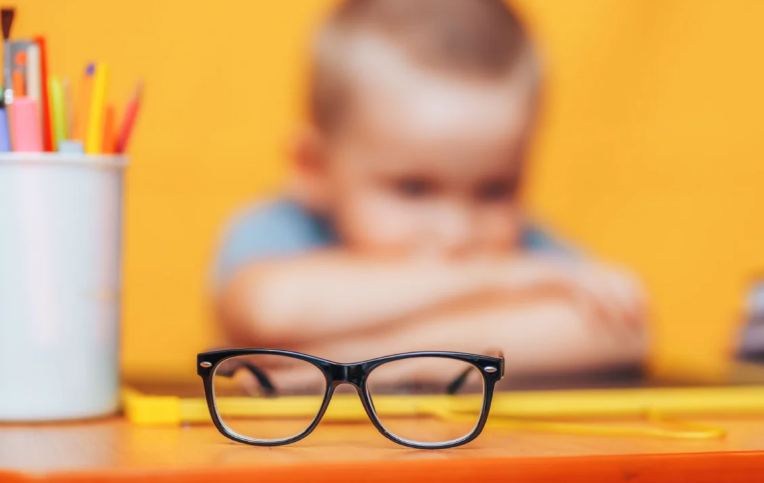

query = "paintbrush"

[2,8,15,106]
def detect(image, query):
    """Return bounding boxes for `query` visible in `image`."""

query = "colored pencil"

[84,62,108,153]
[12,49,25,97]
[62,78,73,137]
[49,76,66,150]
[35,36,53,151]
[115,82,142,153]
[72,63,94,142]
[101,103,116,154]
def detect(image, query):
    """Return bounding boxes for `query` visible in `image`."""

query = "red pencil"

[102,103,116,154]
[115,83,142,153]
[35,36,53,151]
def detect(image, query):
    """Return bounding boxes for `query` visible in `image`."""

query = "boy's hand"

[493,256,646,335]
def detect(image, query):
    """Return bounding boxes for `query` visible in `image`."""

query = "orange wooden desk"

[1,416,764,482]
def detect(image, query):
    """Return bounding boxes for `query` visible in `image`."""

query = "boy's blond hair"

[310,0,539,132]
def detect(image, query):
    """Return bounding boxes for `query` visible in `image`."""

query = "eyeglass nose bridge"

[327,363,366,387]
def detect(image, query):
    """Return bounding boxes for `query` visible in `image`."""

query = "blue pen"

[0,105,9,151]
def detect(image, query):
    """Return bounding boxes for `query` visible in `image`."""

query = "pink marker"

[10,96,42,152]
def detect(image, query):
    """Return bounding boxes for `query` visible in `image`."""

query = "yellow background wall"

[14,0,764,382]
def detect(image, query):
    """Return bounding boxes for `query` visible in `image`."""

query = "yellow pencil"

[62,78,74,140]
[85,62,108,154]
[72,64,93,142]
[48,76,66,150]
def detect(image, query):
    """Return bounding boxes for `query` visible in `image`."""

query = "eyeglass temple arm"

[215,361,277,396]
[446,367,472,395]
[447,351,505,395]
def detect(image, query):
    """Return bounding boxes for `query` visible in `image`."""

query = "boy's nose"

[428,204,474,259]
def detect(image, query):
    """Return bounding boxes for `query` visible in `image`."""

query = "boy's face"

[300,43,537,259]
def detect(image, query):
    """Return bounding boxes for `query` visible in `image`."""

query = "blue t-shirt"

[214,198,569,286]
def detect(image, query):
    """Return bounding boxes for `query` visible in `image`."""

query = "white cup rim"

[0,152,128,168]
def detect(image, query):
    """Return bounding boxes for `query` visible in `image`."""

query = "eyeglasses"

[197,349,504,449]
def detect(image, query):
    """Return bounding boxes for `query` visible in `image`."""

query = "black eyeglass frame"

[197,348,505,449]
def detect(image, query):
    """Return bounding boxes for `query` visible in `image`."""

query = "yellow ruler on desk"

[123,385,764,440]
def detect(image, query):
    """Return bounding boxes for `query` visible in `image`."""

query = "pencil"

[101,103,116,154]
[72,63,94,142]
[35,36,53,151]
[62,78,73,137]
[85,62,108,153]
[12,49,25,97]
[115,82,142,153]
[49,76,66,150]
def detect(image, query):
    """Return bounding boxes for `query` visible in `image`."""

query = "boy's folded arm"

[293,295,647,378]
[217,250,645,349]
[216,251,502,347]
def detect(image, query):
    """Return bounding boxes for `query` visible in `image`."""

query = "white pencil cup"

[0,153,126,421]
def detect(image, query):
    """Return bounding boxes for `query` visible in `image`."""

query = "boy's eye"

[475,177,517,202]
[392,176,438,198]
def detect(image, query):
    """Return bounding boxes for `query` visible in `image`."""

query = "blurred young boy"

[214,0,646,378]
